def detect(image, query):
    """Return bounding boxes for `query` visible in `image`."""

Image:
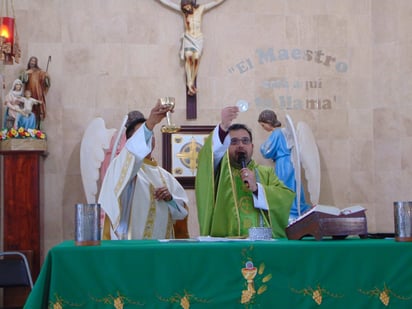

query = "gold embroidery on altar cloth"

[91,291,143,308]
[240,246,272,306]
[49,293,84,308]
[158,290,210,308]
[358,283,412,306]
[290,284,343,305]
[49,292,143,308]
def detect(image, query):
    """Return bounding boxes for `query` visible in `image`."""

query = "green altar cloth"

[25,239,412,308]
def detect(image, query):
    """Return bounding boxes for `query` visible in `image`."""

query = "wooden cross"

[186,79,197,119]
[157,0,227,120]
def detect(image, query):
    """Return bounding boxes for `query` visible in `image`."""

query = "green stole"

[196,133,295,238]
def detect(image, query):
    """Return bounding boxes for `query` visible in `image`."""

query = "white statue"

[284,114,321,216]
[80,118,117,204]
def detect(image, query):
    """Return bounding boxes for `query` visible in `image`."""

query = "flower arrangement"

[0,127,46,141]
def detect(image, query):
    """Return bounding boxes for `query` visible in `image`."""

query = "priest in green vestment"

[195,106,295,238]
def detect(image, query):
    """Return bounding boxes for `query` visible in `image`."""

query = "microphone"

[238,152,248,185]
[238,152,247,169]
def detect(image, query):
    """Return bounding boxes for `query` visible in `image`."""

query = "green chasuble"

[195,133,295,238]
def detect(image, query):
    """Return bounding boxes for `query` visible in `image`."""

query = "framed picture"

[162,125,215,189]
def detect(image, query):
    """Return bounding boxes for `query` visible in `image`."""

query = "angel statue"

[80,117,118,205]
[258,110,320,223]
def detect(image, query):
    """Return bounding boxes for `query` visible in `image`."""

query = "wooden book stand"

[286,210,368,240]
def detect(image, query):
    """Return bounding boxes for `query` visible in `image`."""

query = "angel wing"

[80,118,116,204]
[297,121,320,206]
[110,115,128,163]
[283,115,302,215]
[284,114,321,215]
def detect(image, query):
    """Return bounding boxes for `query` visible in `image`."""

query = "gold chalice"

[241,263,257,294]
[160,97,180,133]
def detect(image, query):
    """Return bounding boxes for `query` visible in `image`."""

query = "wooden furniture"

[25,238,412,308]
[286,210,368,240]
[0,140,47,307]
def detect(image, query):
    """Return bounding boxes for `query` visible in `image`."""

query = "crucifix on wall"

[158,0,226,119]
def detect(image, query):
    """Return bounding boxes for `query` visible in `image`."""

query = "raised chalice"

[160,97,180,133]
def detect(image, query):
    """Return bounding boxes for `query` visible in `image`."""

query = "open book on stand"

[292,205,365,222]
[286,205,368,240]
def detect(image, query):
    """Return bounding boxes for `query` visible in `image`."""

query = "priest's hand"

[220,106,239,131]
[240,168,257,192]
[146,100,173,131]
[154,186,172,202]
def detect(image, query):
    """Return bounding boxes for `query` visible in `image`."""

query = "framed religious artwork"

[162,125,215,189]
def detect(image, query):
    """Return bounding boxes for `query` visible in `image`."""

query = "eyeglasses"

[230,137,251,145]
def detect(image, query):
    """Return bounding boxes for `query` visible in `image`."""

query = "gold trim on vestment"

[226,152,241,235]
[143,184,156,239]
[107,152,134,237]
[114,152,134,196]
[141,159,174,239]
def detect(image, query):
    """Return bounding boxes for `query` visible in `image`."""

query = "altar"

[25,238,412,308]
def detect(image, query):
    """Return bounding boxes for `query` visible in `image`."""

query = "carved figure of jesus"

[17,89,43,117]
[158,0,226,96]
